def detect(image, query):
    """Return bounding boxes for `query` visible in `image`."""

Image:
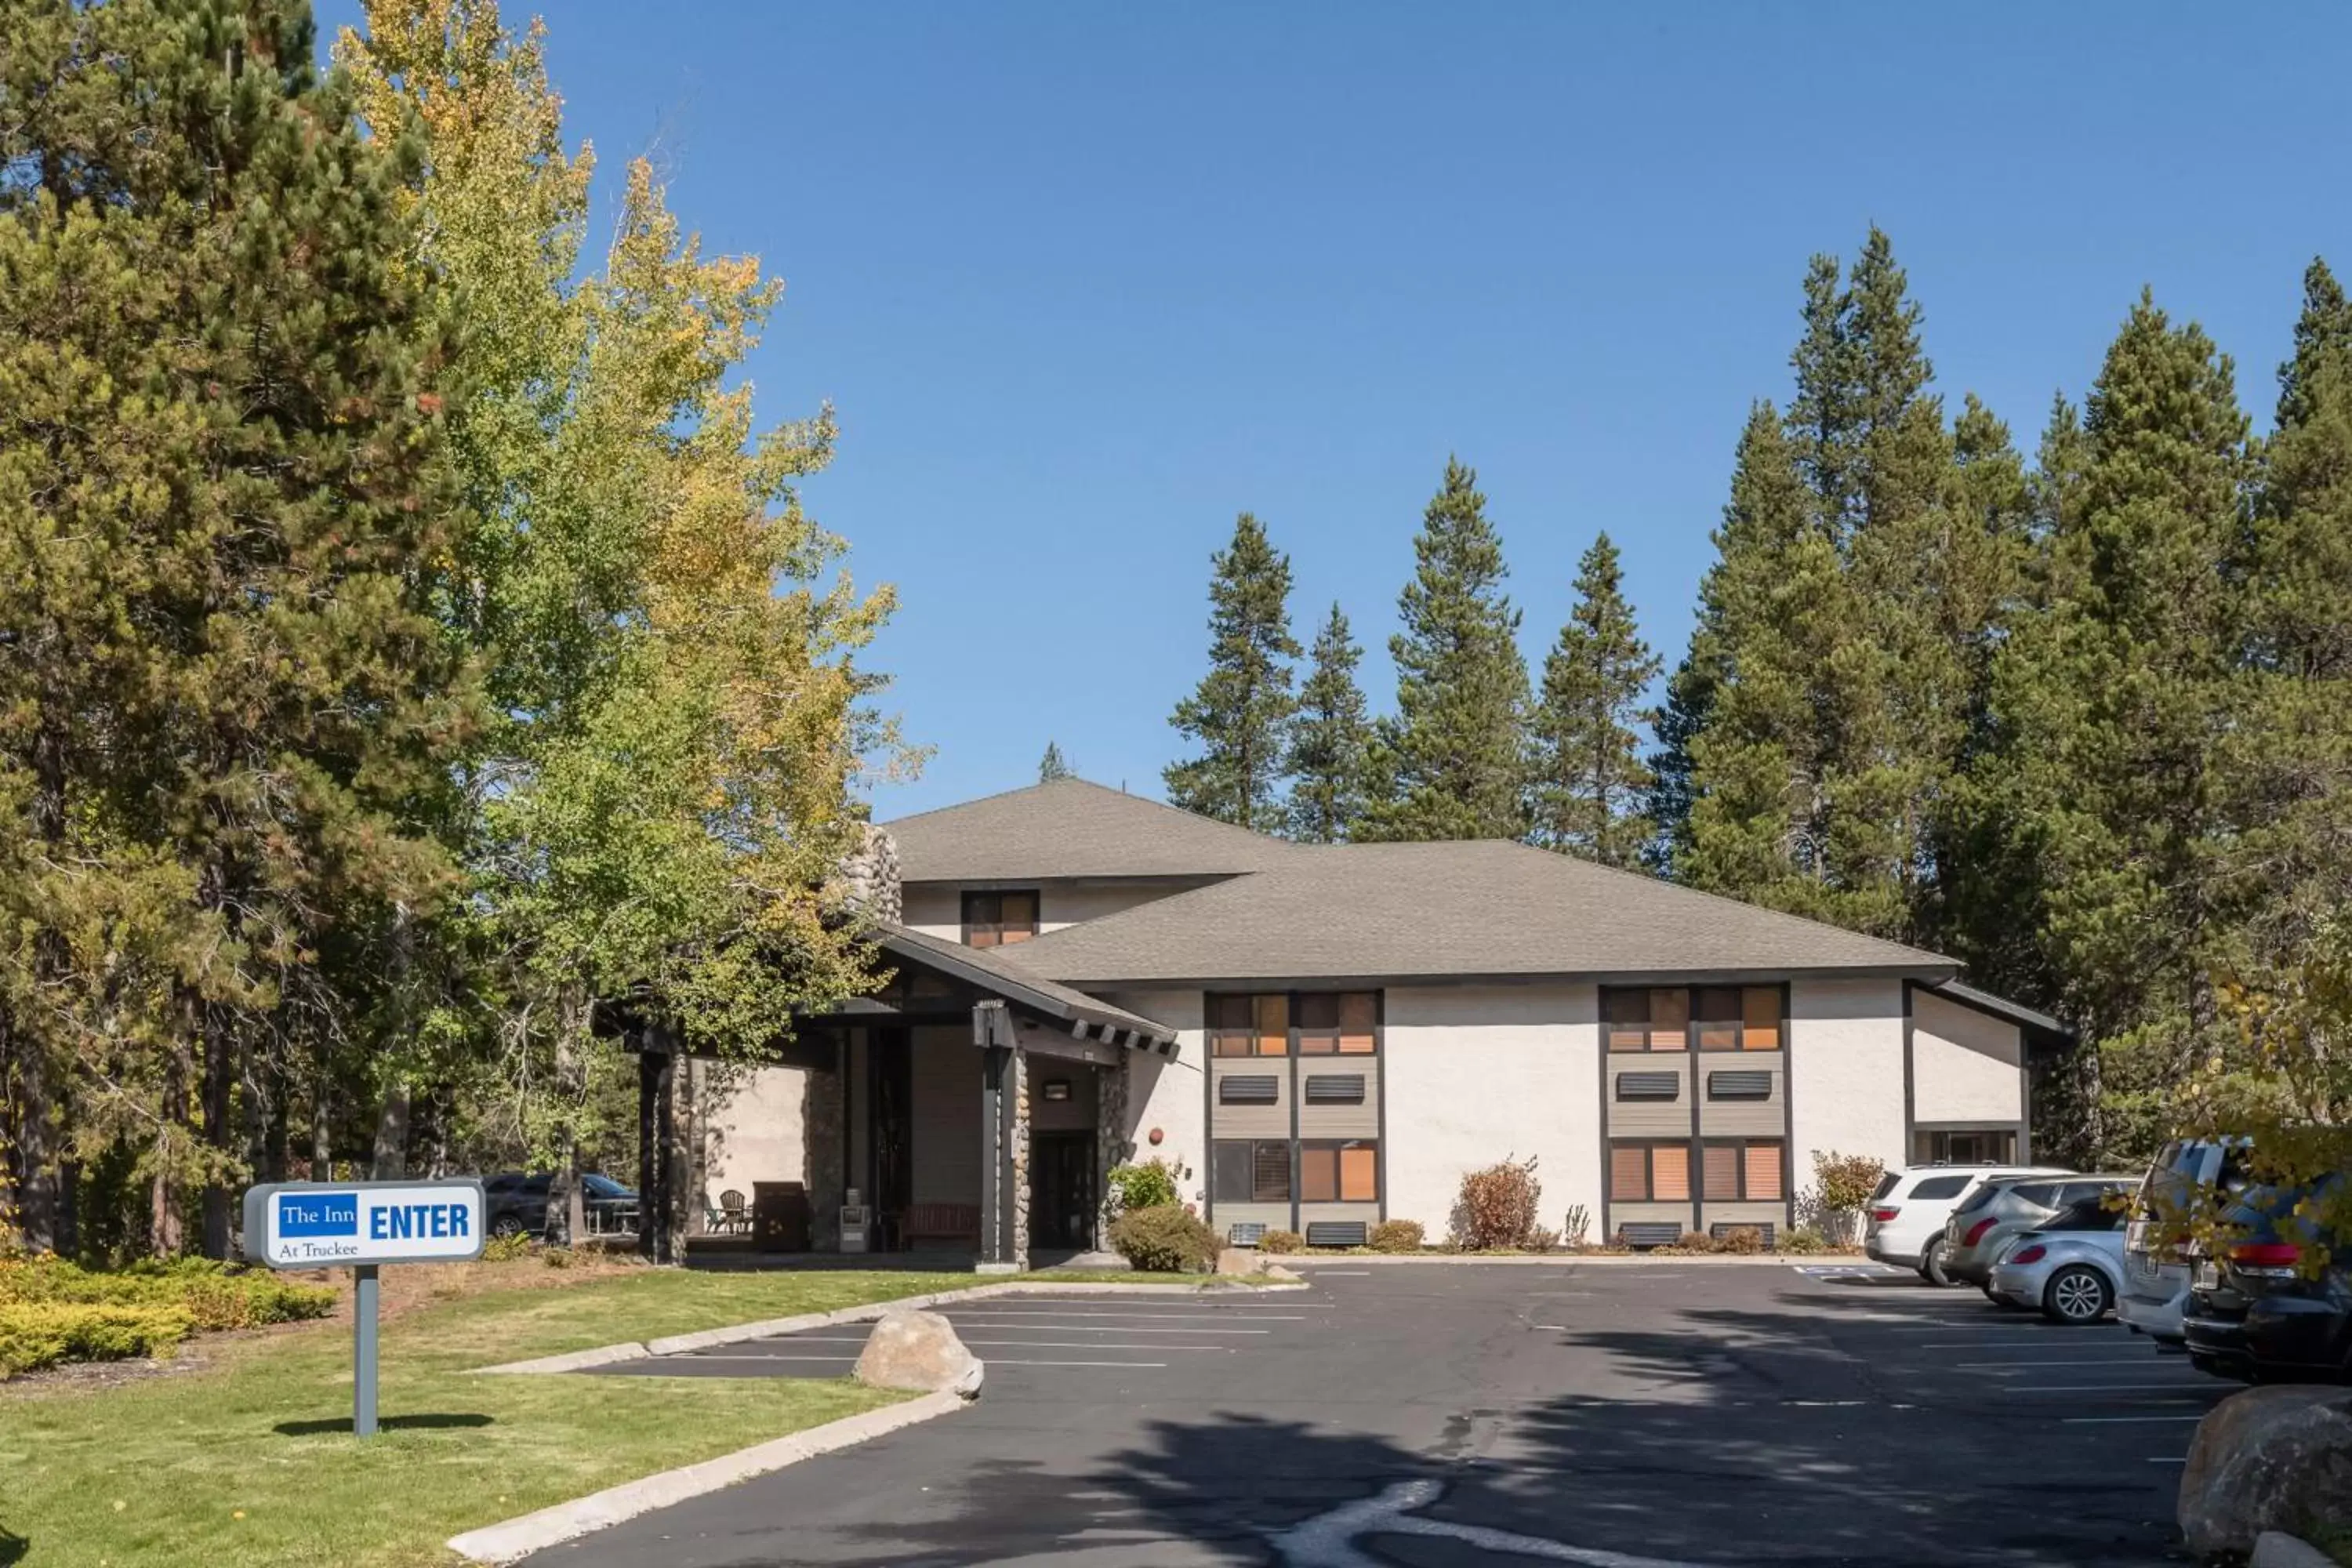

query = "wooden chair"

[717,1189,750,1235]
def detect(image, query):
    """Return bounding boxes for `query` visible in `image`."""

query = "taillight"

[2230,1241,2302,1276]
[2009,1244,2047,1265]
[1871,1207,1900,1223]
[1965,1218,1998,1247]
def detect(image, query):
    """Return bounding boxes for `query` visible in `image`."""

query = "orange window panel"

[1299,1145,1338,1203]
[1702,1144,1740,1202]
[1745,1142,1784,1201]
[1609,1145,1649,1200]
[1338,992,1377,1054]
[1652,1145,1692,1202]
[1741,986,1781,1049]
[1254,993,1290,1056]
[1648,988,1689,1051]
[1338,1144,1377,1202]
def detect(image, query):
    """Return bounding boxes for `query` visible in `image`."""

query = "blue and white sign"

[241,1178,487,1269]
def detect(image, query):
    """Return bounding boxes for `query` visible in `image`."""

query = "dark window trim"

[1203,989,1385,1232]
[1210,1137,1295,1205]
[961,887,1040,948]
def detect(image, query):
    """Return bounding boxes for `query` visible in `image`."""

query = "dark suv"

[2183,1176,2349,1384]
[483,1171,639,1240]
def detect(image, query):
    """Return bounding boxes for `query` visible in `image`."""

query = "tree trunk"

[5,1029,60,1254]
[369,1078,409,1180]
[543,985,589,1243]
[666,1050,694,1261]
[264,1054,289,1185]
[199,1011,235,1259]
[310,1033,332,1181]
[151,1029,191,1258]
[636,1047,659,1263]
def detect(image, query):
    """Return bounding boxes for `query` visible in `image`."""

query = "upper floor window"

[1213,992,1378,1057]
[963,890,1039,948]
[1606,985,1782,1051]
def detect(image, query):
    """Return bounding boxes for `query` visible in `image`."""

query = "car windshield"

[1871,1171,1901,1202]
[582,1174,632,1198]
[1953,1182,2010,1217]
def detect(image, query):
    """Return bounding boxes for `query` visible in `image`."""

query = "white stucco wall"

[1788,977,1907,1189]
[1911,989,2025,1125]
[898,879,1207,942]
[698,1062,807,1207]
[1104,987,1207,1207]
[1383,982,1602,1242]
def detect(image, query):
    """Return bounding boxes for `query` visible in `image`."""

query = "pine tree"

[1530,534,1660,867]
[1038,741,1075,782]
[1283,604,1374,843]
[1164,513,1301,829]
[0,0,477,1253]
[1359,459,1530,841]
[1969,292,2249,1160]
[2233,260,2352,967]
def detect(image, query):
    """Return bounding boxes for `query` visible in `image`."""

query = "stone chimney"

[837,822,902,924]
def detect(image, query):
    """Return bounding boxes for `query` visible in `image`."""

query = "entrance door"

[869,1029,913,1250]
[1029,1131,1098,1251]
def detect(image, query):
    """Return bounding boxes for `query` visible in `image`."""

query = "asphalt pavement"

[529,1261,2220,1566]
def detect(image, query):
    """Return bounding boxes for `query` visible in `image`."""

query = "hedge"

[0,1256,334,1373]
[0,1302,194,1378]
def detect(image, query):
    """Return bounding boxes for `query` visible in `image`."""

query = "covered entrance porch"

[631,924,1179,1270]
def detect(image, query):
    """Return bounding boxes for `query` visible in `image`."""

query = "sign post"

[241,1178,485,1438]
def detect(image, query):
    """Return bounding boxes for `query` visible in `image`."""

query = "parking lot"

[543,1262,2220,1566]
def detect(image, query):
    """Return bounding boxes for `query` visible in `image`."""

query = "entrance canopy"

[850,922,1180,1062]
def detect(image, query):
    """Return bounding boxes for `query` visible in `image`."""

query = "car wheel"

[1921,1239,1958,1287]
[2043,1265,2112,1325]
[489,1214,527,1240]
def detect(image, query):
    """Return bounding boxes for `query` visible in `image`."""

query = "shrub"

[1673,1231,1718,1254]
[0,1302,192,1378]
[1105,1159,1182,1215]
[1811,1149,1887,1214]
[1715,1225,1765,1255]
[1524,1225,1562,1254]
[1779,1226,1831,1254]
[1108,1204,1220,1272]
[540,1245,575,1269]
[0,1256,331,1332]
[1563,1203,1592,1246]
[1367,1220,1424,1254]
[1255,1229,1305,1254]
[483,1231,535,1264]
[1450,1154,1542,1250]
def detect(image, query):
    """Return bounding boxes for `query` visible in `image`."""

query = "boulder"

[854,1308,983,1399]
[2179,1386,2352,1559]
[1216,1247,1259,1276]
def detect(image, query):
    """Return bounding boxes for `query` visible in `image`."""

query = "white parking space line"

[680,1353,863,1363]
[988,1359,1169,1368]
[2002,1385,2219,1396]
[1955,1357,2176,1370]
[939,1320,1274,1335]
[2063,1414,2207,1424]
[937,1308,1307,1321]
[951,1339,1228,1352]
[1908,1338,2137,1349]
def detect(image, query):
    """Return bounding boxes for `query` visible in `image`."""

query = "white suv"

[1864,1164,2067,1284]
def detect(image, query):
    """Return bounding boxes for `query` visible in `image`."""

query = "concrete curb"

[471,1277,1307,1375]
[2252,1531,2337,1568]
[445,1388,968,1564]
[1279,1252,1869,1268]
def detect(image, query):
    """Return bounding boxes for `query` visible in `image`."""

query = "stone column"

[1093,1053,1133,1249]
[1009,1044,1031,1267]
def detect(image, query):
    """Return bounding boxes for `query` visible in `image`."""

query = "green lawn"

[0,1264,1200,1568]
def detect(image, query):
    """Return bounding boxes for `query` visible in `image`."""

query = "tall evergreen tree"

[1164,513,1300,829]
[1967,292,2250,1160]
[1530,534,1660,867]
[1038,741,1075,782]
[0,0,477,1254]
[1358,459,1530,841]
[1283,604,1374,843]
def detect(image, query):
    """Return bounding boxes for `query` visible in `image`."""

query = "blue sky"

[319,2,2352,819]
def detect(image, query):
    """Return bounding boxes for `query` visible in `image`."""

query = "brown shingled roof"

[884,778,1298,882]
[996,839,1958,985]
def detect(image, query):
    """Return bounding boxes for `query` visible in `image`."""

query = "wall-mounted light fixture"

[1042,1078,1072,1102]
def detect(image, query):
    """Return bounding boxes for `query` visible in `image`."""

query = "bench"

[904,1203,981,1248]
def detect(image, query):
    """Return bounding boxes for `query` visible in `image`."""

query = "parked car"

[1985,1193,2130,1323]
[2120,1137,2253,1348]
[2183,1177,2349,1385]
[483,1171,639,1240]
[1864,1163,2067,1284]
[1945,1174,2134,1294]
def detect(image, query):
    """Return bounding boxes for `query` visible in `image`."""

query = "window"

[1907,1174,1972,1200]
[1254,994,1289,1057]
[1210,994,1254,1058]
[1218,1074,1279,1105]
[962,890,1039,948]
[1302,1073,1365,1105]
[1706,1069,1772,1101]
[1297,993,1377,1054]
[1914,1127,2018,1165]
[1605,988,1690,1052]
[1698,985,1782,1050]
[1299,1141,1378,1203]
[1700,1140,1784,1201]
[1609,1142,1691,1202]
[1211,1140,1292,1203]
